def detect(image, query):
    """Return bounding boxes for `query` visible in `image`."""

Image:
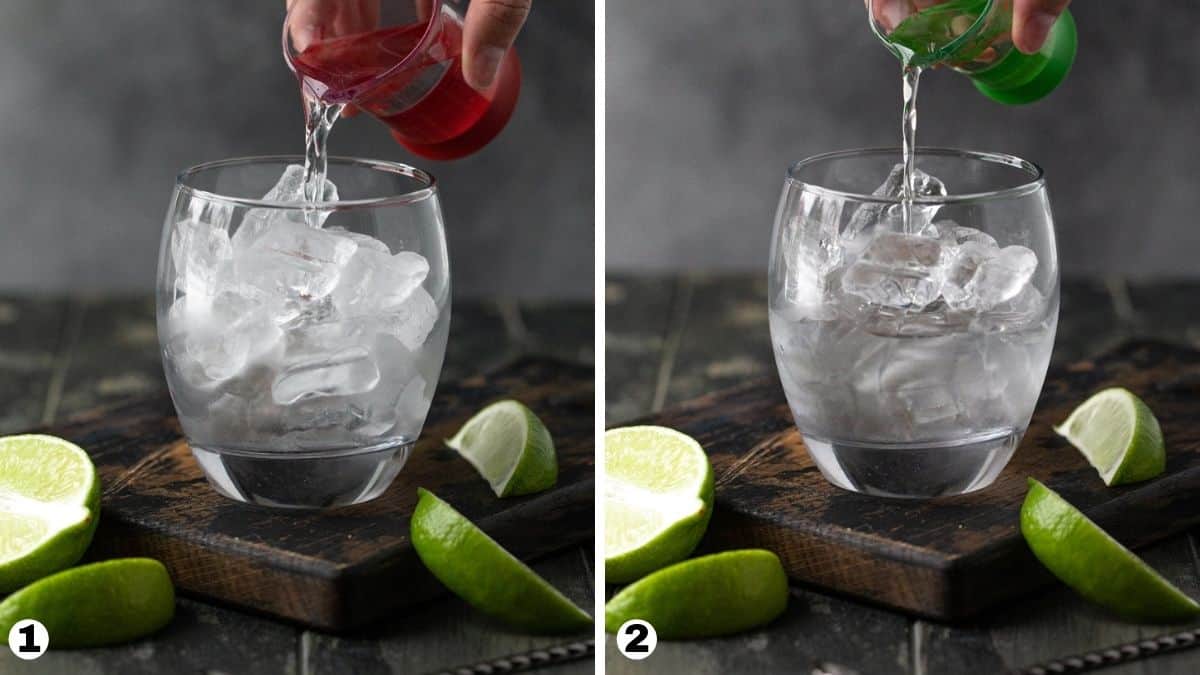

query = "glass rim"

[281,0,444,99]
[175,155,438,210]
[785,147,1045,205]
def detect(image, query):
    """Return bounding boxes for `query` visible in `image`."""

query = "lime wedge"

[0,558,175,647]
[410,488,591,634]
[1021,479,1199,622]
[605,549,789,639]
[604,426,713,584]
[0,434,100,593]
[446,400,557,497]
[1054,388,1165,486]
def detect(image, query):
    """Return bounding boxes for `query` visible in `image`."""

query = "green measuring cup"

[869,0,1077,104]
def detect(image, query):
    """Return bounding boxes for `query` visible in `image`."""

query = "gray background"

[0,1,593,300]
[607,1,1200,279]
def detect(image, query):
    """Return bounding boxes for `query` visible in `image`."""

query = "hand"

[463,0,531,90]
[286,0,530,92]
[865,0,1072,53]
[1012,0,1071,54]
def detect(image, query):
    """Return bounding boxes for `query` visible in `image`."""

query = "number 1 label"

[8,619,48,660]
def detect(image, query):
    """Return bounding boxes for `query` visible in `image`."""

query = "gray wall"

[608,1,1200,279]
[0,1,593,300]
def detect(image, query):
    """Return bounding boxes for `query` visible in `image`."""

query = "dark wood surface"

[633,340,1200,620]
[606,274,1200,675]
[0,295,594,675]
[49,357,592,631]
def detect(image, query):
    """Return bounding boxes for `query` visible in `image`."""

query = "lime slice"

[0,434,100,593]
[605,549,789,639]
[410,488,591,634]
[1021,479,1199,622]
[446,400,557,497]
[0,558,175,647]
[1054,388,1165,486]
[604,426,713,584]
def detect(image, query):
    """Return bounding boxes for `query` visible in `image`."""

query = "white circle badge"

[8,619,48,660]
[615,619,657,660]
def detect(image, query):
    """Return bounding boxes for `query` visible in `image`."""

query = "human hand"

[286,0,530,92]
[462,0,531,90]
[1011,0,1071,54]
[865,0,1072,53]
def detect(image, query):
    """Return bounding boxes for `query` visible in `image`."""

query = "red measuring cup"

[283,0,521,160]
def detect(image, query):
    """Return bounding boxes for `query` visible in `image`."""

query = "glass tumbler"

[157,156,450,509]
[768,148,1059,498]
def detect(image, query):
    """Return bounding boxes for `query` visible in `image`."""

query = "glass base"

[191,439,412,510]
[803,429,1021,499]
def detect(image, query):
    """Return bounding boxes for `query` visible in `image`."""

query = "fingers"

[463,0,531,91]
[285,0,323,51]
[333,0,380,37]
[1013,0,1071,54]
[865,0,912,32]
[287,0,379,51]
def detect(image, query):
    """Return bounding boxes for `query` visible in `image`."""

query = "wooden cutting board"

[635,340,1200,621]
[45,357,593,632]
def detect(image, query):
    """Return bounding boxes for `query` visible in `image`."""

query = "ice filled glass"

[768,148,1058,498]
[157,156,450,509]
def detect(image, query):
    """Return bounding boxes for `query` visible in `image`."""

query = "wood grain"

[41,357,593,632]
[632,340,1200,621]
[606,275,1200,674]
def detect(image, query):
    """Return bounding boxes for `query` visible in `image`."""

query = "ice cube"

[234,219,358,322]
[877,336,961,428]
[965,245,1037,310]
[272,345,382,405]
[167,291,283,384]
[171,203,233,299]
[381,286,439,350]
[232,164,340,251]
[283,315,374,353]
[281,398,370,434]
[327,227,392,254]
[395,374,431,432]
[345,332,424,438]
[948,225,998,248]
[778,252,838,321]
[332,249,430,317]
[842,260,941,309]
[840,229,946,309]
[846,164,948,238]
[972,285,1049,331]
[777,194,846,320]
[940,240,997,308]
[863,231,944,268]
[874,163,948,200]
[889,301,971,337]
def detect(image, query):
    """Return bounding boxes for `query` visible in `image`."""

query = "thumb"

[462,0,531,90]
[1013,0,1071,54]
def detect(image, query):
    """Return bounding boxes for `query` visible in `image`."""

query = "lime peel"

[605,549,789,639]
[1021,478,1199,623]
[0,557,175,648]
[1053,387,1165,486]
[604,426,714,584]
[410,488,591,634]
[0,434,100,593]
[446,400,557,498]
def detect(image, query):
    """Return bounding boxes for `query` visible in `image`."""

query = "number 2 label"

[616,619,657,660]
